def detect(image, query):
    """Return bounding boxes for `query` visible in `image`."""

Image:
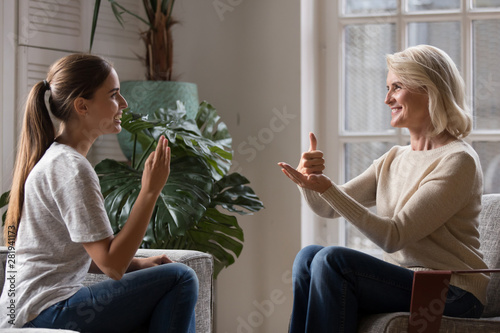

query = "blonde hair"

[386,45,472,138]
[4,54,112,245]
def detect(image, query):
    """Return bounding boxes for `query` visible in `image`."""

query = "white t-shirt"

[0,142,114,328]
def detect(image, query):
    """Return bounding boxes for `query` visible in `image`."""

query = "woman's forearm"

[104,190,158,276]
[84,137,170,280]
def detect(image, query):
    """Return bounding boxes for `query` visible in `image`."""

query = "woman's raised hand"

[297,133,325,175]
[141,135,171,196]
[278,133,333,193]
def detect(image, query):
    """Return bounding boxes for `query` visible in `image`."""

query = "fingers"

[160,136,170,162]
[155,136,165,160]
[303,132,324,174]
[145,151,155,167]
[278,162,305,185]
[152,136,170,165]
[142,136,170,189]
[278,162,333,193]
[160,254,173,264]
[165,140,171,164]
[300,152,325,174]
[309,132,317,151]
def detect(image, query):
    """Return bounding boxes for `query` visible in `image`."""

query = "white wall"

[0,1,16,196]
[173,1,302,332]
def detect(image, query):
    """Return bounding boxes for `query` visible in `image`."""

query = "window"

[326,0,500,254]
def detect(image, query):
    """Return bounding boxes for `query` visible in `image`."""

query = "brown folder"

[408,270,452,333]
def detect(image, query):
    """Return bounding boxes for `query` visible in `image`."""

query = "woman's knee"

[172,263,199,295]
[295,245,324,264]
[148,263,199,298]
[293,245,364,279]
[293,245,324,274]
[310,246,356,273]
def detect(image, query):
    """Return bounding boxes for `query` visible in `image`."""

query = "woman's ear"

[73,97,89,118]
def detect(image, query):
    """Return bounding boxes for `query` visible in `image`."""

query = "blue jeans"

[289,245,484,333]
[23,263,198,333]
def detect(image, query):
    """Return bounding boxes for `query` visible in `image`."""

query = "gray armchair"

[0,248,214,333]
[358,194,500,332]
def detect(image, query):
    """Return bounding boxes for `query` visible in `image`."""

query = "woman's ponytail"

[4,81,55,245]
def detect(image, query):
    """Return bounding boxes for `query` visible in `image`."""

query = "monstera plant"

[1,102,264,277]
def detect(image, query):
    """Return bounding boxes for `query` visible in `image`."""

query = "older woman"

[279,45,487,333]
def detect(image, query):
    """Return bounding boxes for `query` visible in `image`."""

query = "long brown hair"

[4,54,112,245]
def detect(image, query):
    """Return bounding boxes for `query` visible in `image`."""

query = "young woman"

[279,45,487,332]
[0,54,198,332]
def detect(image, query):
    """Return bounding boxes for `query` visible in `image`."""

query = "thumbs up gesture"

[298,132,325,175]
[278,133,333,193]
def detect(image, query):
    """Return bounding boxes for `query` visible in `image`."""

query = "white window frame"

[300,0,500,249]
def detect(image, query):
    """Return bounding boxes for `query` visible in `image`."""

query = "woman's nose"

[384,91,392,105]
[120,94,128,109]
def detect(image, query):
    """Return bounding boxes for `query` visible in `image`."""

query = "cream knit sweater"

[300,140,489,304]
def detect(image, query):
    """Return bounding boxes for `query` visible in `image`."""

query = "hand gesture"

[138,255,174,269]
[278,133,333,193]
[297,133,325,175]
[141,135,171,196]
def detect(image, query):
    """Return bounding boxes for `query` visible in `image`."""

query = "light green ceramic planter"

[117,81,199,160]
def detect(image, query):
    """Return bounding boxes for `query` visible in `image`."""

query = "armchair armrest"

[84,249,214,333]
[135,249,214,333]
[408,269,500,333]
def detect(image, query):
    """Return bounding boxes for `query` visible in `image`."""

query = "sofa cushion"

[478,194,500,317]
[359,312,500,333]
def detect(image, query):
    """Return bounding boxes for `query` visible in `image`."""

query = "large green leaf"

[89,0,101,52]
[187,208,244,277]
[95,155,213,239]
[90,0,157,51]
[188,172,264,276]
[196,101,232,147]
[0,190,9,224]
[0,191,9,209]
[152,103,233,172]
[142,170,264,277]
[148,207,244,277]
[194,102,233,178]
[211,173,265,214]
[121,103,233,179]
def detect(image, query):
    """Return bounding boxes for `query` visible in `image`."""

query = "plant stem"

[89,0,102,52]
[109,0,152,27]
[134,137,156,170]
[132,133,137,169]
[166,0,175,25]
